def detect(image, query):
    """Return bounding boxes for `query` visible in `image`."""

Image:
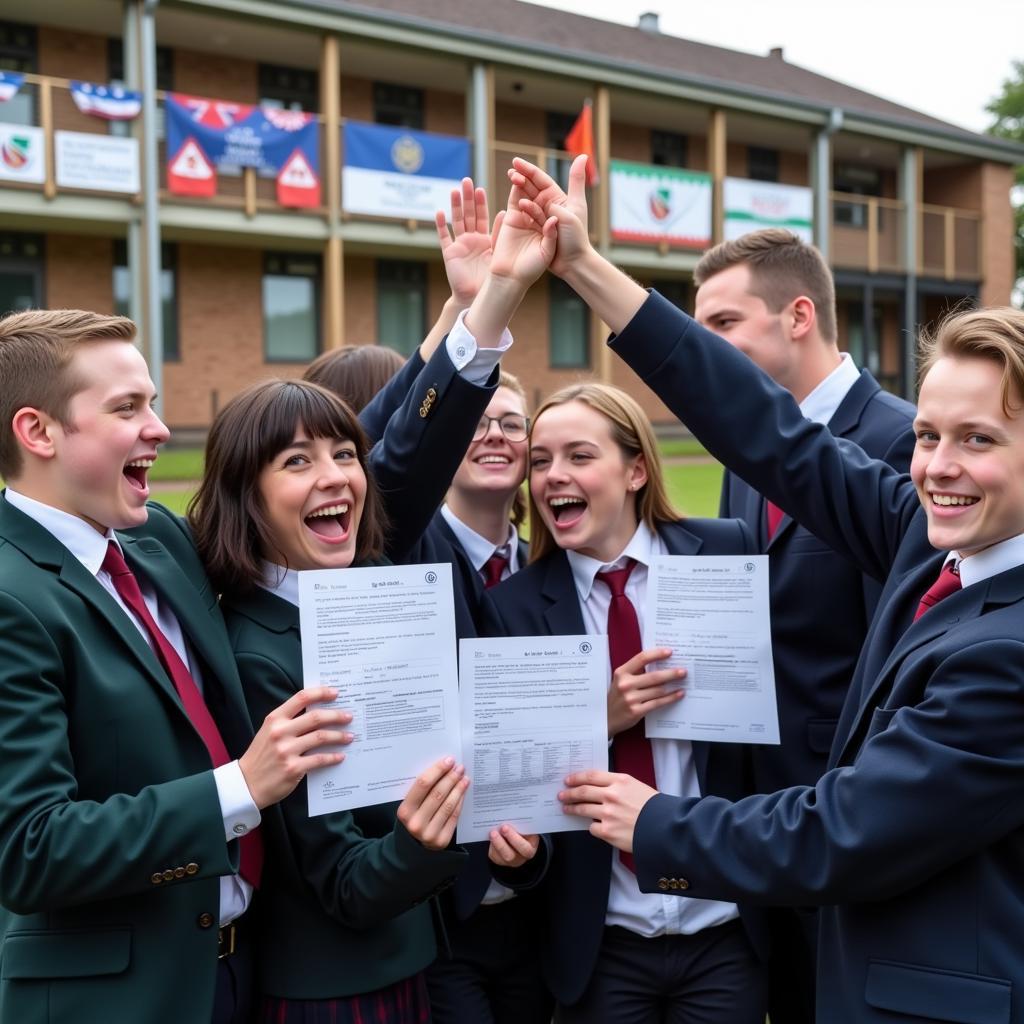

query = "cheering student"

[516,152,1024,1024]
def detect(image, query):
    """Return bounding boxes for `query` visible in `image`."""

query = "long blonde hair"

[527,382,680,562]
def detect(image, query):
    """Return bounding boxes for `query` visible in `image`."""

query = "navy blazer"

[719,369,915,791]
[613,291,1024,1024]
[484,518,768,1007]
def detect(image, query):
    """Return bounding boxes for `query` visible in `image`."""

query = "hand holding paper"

[608,646,686,737]
[559,770,659,854]
[487,824,541,868]
[397,756,469,851]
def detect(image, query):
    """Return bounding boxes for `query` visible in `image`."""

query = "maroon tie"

[482,553,509,590]
[101,541,263,887]
[913,561,961,621]
[765,500,785,540]
[596,558,656,873]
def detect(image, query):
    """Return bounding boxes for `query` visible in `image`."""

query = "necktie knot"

[482,552,509,590]
[913,561,961,621]
[101,540,132,578]
[596,558,638,599]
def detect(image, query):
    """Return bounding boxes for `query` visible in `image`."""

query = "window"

[0,231,44,313]
[260,63,318,113]
[377,260,426,356]
[113,239,179,361]
[651,130,688,169]
[747,146,779,183]
[107,38,173,139]
[545,111,577,189]
[263,252,321,362]
[549,277,589,369]
[0,19,37,126]
[373,83,423,129]
[833,164,883,229]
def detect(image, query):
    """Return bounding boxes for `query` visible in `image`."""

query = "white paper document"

[642,555,779,744]
[456,635,609,843]
[298,563,461,815]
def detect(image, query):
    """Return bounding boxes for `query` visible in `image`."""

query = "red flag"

[167,137,216,197]
[564,101,598,186]
[276,148,321,208]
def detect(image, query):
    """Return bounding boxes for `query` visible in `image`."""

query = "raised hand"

[396,756,470,850]
[435,177,504,309]
[608,647,686,737]
[487,823,541,868]
[487,181,559,287]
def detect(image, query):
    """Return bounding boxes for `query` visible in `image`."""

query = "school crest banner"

[723,178,813,242]
[342,121,470,221]
[610,161,712,248]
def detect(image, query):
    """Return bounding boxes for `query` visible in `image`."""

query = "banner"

[0,71,24,103]
[724,178,813,242]
[70,81,141,121]
[0,124,45,183]
[55,131,139,192]
[165,94,321,207]
[342,121,469,221]
[610,160,712,248]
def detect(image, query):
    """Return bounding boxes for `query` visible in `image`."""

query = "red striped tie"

[596,558,656,873]
[102,541,263,887]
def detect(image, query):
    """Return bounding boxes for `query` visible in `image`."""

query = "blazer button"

[162,869,175,882]
[658,877,669,891]
[197,912,215,929]
[419,405,428,418]
[174,866,186,879]
[185,862,199,876]
[150,872,163,885]
[678,878,690,890]
[668,879,680,890]
[426,387,437,400]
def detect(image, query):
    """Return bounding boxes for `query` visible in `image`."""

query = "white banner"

[342,165,459,221]
[610,161,712,248]
[0,124,45,184]
[724,178,813,242]
[55,131,139,193]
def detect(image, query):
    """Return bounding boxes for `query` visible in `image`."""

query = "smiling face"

[529,399,648,563]
[257,427,367,571]
[695,263,799,392]
[911,355,1024,558]
[47,340,169,533]
[450,385,529,501]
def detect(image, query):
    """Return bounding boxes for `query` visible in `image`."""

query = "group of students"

[2,155,1024,1024]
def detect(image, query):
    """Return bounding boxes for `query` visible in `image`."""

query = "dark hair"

[0,308,137,478]
[304,344,406,413]
[188,379,387,593]
[693,228,837,343]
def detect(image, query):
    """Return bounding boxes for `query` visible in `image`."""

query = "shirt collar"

[440,504,519,573]
[258,560,300,607]
[5,487,118,576]
[799,353,861,426]
[566,521,660,604]
[954,533,1024,589]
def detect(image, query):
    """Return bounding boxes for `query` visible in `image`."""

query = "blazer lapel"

[540,552,587,635]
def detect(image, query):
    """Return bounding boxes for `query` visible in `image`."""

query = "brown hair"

[694,228,837,343]
[188,379,387,594]
[303,344,406,413]
[526,382,680,562]
[918,306,1024,416]
[0,308,137,478]
[496,370,530,529]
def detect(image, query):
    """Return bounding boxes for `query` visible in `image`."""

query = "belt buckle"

[217,923,236,960]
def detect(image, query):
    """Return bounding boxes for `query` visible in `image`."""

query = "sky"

[528,0,1021,134]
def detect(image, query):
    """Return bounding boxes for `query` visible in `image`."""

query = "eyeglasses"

[472,414,530,442]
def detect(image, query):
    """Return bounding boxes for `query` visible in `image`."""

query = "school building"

[1,0,1021,430]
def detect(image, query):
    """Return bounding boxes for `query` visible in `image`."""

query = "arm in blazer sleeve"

[237,648,467,928]
[634,638,1024,906]
[358,350,426,444]
[0,592,232,914]
[369,342,498,562]
[610,292,918,583]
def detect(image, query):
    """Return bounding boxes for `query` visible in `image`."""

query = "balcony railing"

[919,203,982,280]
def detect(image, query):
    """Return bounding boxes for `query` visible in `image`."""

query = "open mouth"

[304,502,351,542]
[123,458,154,494]
[931,494,980,510]
[476,454,512,468]
[548,496,587,528]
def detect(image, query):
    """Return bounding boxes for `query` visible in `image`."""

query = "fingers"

[488,825,539,866]
[567,153,589,203]
[618,646,674,676]
[451,181,466,235]
[435,209,452,251]
[473,183,488,234]
[510,156,555,197]
[564,769,617,789]
[275,685,341,719]
[401,756,457,812]
[398,761,469,848]
[489,208,504,249]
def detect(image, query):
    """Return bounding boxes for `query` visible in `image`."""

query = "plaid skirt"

[258,973,431,1024]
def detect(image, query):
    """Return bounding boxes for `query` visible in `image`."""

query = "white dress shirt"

[953,533,1024,587]
[439,504,521,585]
[566,522,739,937]
[6,488,258,926]
[799,352,861,425]
[444,309,514,385]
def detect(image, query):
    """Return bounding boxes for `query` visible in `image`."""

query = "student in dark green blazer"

[0,310,351,1024]
[189,380,472,1022]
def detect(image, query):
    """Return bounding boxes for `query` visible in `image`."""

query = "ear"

[11,407,59,463]
[789,295,817,341]
[627,452,649,493]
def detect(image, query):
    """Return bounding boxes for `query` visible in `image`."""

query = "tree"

[986,59,1024,304]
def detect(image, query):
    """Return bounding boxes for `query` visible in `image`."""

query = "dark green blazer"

[0,496,252,1024]
[222,581,467,1000]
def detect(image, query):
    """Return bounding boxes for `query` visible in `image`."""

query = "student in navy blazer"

[485,381,767,1023]
[694,231,916,1021]
[517,153,1024,1024]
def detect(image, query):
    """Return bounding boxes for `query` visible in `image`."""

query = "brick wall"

[45,234,114,313]
[38,26,110,136]
[979,162,1016,306]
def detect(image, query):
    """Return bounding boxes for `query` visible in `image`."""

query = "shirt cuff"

[214,760,261,844]
[445,308,514,385]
